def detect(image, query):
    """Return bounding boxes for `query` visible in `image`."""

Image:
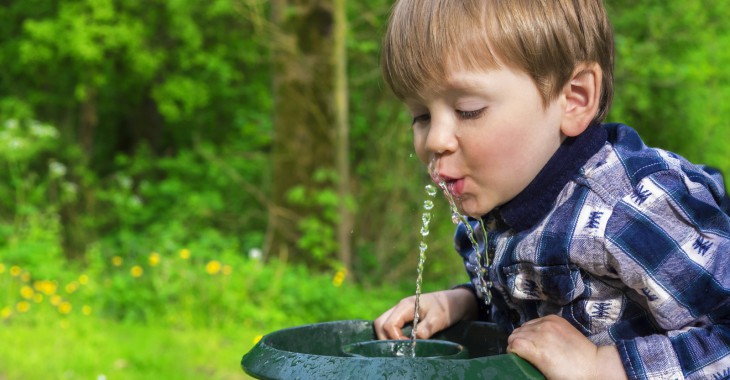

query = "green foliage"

[3,2,729,377]
[1,1,730,353]
[607,1,730,174]
[0,230,404,329]
[286,169,347,267]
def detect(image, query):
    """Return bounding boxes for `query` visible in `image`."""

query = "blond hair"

[381,0,614,124]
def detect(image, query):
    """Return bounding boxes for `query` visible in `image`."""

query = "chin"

[459,199,495,219]
[459,203,486,219]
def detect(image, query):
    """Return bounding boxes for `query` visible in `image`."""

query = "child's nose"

[425,116,458,155]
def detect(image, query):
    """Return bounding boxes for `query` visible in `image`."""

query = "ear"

[560,63,602,137]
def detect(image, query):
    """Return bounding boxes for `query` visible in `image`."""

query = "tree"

[268,0,352,270]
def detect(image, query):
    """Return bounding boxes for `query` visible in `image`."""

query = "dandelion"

[222,265,232,276]
[16,301,30,313]
[1,307,11,319]
[58,301,72,314]
[149,252,160,267]
[179,248,191,260]
[253,335,263,344]
[65,282,78,294]
[50,295,63,306]
[332,269,347,287]
[130,265,144,278]
[82,305,92,316]
[79,274,89,285]
[10,266,21,277]
[205,260,222,275]
[38,280,57,295]
[19,286,34,299]
[112,256,123,266]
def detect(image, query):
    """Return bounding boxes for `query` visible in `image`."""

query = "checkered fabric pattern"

[456,124,730,380]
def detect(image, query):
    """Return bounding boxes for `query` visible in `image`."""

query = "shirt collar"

[493,123,608,232]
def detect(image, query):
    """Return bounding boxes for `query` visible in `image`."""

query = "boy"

[373,1,730,379]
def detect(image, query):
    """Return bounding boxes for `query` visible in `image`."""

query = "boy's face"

[406,66,567,217]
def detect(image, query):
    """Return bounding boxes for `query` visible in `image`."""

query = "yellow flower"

[0,307,11,319]
[130,265,144,278]
[332,269,347,287]
[33,293,43,303]
[222,265,232,276]
[112,256,123,266]
[205,260,222,275]
[179,248,191,260]
[253,334,263,344]
[39,280,57,295]
[10,266,21,277]
[78,274,89,285]
[50,295,63,306]
[19,286,34,299]
[149,252,160,267]
[82,305,92,316]
[58,301,72,314]
[65,282,78,294]
[16,301,30,313]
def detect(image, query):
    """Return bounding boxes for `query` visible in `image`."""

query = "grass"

[0,237,465,379]
[0,315,262,379]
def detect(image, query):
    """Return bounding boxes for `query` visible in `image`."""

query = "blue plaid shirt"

[456,123,730,380]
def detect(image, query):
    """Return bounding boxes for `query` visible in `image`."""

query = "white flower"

[49,160,67,177]
[248,248,263,261]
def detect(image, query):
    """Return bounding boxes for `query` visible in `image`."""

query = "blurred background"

[1,1,729,378]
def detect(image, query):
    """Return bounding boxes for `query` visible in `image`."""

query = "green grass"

[0,316,262,379]
[0,234,465,379]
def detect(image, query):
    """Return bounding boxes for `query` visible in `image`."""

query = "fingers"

[374,290,461,341]
[374,297,416,340]
[507,316,606,380]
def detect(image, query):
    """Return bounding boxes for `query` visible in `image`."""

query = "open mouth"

[427,158,463,198]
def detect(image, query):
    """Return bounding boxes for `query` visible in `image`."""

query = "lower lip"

[448,179,465,197]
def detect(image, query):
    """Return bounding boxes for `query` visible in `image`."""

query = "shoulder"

[581,123,728,209]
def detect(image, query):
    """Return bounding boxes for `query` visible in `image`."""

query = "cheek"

[412,130,430,163]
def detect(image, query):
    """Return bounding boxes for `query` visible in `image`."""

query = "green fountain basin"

[341,339,468,359]
[241,320,543,379]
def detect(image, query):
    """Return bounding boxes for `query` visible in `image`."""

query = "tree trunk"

[333,0,352,274]
[268,0,350,267]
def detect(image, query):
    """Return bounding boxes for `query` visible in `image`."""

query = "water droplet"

[419,242,427,252]
[423,200,434,210]
[425,185,437,197]
[420,226,429,237]
[452,213,461,225]
[422,212,431,225]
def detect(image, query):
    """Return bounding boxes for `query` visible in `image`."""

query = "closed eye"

[457,108,486,120]
[412,113,431,125]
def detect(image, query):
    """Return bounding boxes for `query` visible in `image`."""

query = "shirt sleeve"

[604,169,730,380]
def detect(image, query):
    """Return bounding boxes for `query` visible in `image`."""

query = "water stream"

[409,184,437,351]
[409,159,493,356]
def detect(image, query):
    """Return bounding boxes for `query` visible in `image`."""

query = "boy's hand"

[374,288,478,340]
[507,315,627,380]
